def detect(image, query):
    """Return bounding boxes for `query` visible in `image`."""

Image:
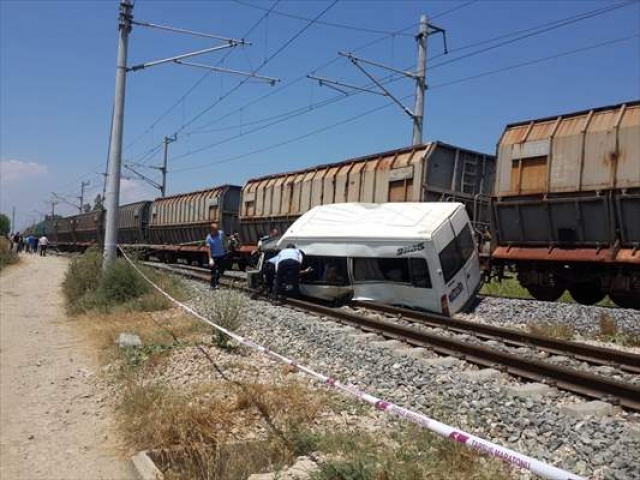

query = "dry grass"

[118,381,329,480]
[75,309,212,367]
[596,314,640,347]
[527,321,575,340]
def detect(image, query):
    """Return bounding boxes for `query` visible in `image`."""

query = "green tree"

[0,213,10,235]
[93,194,104,211]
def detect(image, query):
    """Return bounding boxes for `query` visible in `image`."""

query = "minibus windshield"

[438,225,475,283]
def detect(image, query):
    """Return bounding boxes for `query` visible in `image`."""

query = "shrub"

[100,259,150,303]
[62,247,102,306]
[209,290,246,349]
[63,249,182,315]
[0,237,18,271]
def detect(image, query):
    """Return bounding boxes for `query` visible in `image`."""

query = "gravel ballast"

[179,280,640,480]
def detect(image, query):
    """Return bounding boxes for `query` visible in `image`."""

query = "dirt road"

[0,255,135,480]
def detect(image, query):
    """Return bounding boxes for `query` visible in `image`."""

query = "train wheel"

[569,283,605,306]
[526,286,564,302]
[610,293,640,310]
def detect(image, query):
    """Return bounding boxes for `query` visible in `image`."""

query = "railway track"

[141,261,640,411]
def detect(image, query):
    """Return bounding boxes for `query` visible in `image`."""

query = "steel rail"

[351,301,640,373]
[141,262,640,411]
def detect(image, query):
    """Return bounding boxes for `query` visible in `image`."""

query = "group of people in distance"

[9,232,49,256]
[205,222,305,299]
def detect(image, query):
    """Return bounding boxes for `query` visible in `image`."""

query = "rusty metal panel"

[282,174,295,215]
[290,173,305,214]
[616,104,640,189]
[311,169,325,206]
[334,164,352,203]
[497,101,640,196]
[361,160,379,202]
[322,167,339,204]
[300,170,315,211]
[263,178,277,217]
[272,176,286,216]
[347,162,365,202]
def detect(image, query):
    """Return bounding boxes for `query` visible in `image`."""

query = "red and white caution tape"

[119,248,584,480]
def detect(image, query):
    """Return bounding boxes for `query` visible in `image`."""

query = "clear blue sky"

[1,0,639,230]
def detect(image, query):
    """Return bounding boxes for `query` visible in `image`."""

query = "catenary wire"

[170,33,638,171]
[232,0,414,36]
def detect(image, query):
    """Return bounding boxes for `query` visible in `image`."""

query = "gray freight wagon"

[491,101,640,308]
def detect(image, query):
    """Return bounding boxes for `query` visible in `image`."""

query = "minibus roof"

[279,202,464,244]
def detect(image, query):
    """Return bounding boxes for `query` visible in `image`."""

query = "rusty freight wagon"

[491,101,640,309]
[117,201,151,244]
[147,186,241,264]
[240,142,496,245]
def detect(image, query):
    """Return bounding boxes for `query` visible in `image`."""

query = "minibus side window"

[353,258,411,284]
[301,256,349,286]
[439,224,476,283]
[410,258,432,288]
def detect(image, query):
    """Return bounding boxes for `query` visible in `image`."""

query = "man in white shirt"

[38,235,49,257]
[272,244,303,299]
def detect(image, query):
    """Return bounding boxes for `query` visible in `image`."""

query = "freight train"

[42,101,640,309]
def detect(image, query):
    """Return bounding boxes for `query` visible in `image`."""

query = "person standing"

[206,223,226,289]
[28,234,38,254]
[38,234,49,256]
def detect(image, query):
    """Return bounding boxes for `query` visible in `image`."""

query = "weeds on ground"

[527,321,575,340]
[0,237,18,271]
[63,247,184,314]
[308,426,512,480]
[596,314,640,347]
[118,381,327,480]
[209,290,246,349]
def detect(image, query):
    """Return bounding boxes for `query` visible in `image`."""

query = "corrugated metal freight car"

[73,211,103,245]
[118,201,151,244]
[240,142,495,245]
[491,101,640,308]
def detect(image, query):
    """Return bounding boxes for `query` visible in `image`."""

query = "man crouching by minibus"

[206,222,226,290]
[271,243,304,300]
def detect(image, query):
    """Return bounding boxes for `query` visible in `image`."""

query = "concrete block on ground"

[118,333,142,349]
[132,451,164,480]
[560,401,621,418]
[460,368,504,381]
[370,339,404,350]
[505,383,553,398]
[419,356,459,367]
[392,347,429,359]
[248,456,318,480]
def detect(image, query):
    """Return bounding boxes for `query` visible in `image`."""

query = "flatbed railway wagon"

[239,142,496,247]
[145,185,242,265]
[491,101,640,309]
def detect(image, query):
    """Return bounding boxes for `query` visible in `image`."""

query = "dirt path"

[0,255,135,480]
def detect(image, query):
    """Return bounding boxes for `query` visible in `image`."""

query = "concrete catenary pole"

[103,0,133,269]
[78,180,90,213]
[412,15,428,146]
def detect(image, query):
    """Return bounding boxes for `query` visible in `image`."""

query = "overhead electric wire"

[170,32,638,173]
[232,0,414,36]
[172,93,412,173]
[428,0,635,67]
[123,0,282,154]
[179,0,633,143]
[168,0,339,138]
[430,0,478,20]
[430,33,640,90]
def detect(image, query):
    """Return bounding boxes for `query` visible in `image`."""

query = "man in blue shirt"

[206,222,226,289]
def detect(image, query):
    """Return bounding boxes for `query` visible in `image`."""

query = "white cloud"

[0,159,48,182]
[119,178,156,204]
